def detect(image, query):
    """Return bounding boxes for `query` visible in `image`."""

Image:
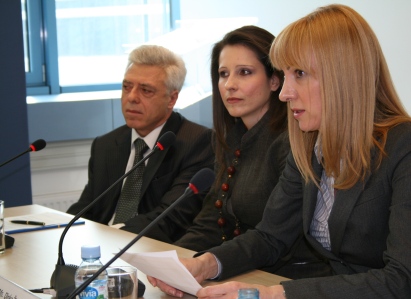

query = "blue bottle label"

[79,285,106,299]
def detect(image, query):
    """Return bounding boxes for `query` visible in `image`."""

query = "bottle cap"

[81,245,101,259]
[238,288,259,299]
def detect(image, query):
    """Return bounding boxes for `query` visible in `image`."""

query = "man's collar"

[131,123,166,150]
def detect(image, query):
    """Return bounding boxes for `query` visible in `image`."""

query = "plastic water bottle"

[74,245,108,299]
[238,288,260,299]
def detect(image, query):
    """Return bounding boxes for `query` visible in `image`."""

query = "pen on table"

[10,220,46,226]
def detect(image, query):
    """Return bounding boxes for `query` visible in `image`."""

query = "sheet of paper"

[119,250,202,296]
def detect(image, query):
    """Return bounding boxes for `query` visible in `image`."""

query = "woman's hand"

[197,282,286,299]
[147,253,219,297]
[147,275,185,298]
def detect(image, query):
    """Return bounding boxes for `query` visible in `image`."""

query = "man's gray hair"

[126,45,187,92]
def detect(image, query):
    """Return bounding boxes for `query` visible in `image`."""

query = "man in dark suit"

[67,45,214,243]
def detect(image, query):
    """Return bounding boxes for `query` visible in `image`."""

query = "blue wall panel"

[0,1,32,207]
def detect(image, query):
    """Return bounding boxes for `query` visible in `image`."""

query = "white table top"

[2,205,288,298]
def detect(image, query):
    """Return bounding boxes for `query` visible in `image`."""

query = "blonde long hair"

[270,4,410,189]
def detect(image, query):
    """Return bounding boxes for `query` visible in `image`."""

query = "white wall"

[180,0,411,113]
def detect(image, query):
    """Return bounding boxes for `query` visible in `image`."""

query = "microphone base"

[50,264,78,299]
[5,234,15,248]
[137,279,146,297]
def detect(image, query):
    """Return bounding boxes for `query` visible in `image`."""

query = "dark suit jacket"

[208,122,411,298]
[174,112,290,251]
[67,112,214,243]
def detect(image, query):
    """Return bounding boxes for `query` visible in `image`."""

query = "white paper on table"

[119,250,202,296]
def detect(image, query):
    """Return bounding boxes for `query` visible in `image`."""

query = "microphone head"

[156,131,176,151]
[189,168,215,194]
[30,139,47,152]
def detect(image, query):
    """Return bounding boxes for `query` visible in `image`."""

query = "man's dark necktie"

[113,138,148,224]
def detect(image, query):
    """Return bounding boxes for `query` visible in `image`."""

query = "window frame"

[24,0,50,94]
[25,0,180,96]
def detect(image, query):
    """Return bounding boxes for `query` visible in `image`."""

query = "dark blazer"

[67,112,214,243]
[174,112,290,251]
[208,122,411,298]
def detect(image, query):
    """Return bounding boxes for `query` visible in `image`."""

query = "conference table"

[1,204,288,298]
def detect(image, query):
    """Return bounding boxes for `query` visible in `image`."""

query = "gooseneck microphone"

[66,167,215,299]
[50,131,176,298]
[0,139,47,168]
[1,139,46,250]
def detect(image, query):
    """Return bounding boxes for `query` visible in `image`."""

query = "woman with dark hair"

[174,25,289,251]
